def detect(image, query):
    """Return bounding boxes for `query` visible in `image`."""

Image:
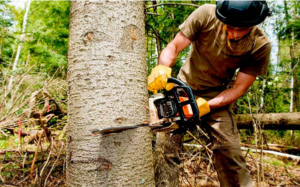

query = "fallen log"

[235,112,300,130]
[183,143,300,161]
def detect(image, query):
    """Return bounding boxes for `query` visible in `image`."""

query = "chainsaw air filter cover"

[154,98,178,118]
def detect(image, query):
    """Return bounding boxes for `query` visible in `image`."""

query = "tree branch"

[146,22,168,44]
[145,3,200,10]
[146,12,161,16]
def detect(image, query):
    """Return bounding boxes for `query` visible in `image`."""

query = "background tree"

[7,0,31,91]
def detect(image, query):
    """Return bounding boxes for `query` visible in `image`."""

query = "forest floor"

[0,130,300,187]
[180,145,300,187]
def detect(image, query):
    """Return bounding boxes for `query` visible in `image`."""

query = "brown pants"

[194,91,253,187]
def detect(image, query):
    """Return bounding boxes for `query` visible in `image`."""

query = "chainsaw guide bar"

[91,122,175,135]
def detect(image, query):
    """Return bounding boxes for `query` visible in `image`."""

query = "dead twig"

[40,137,54,177]
[186,131,212,154]
[30,133,43,180]
[276,178,290,187]
[16,176,29,185]
[44,142,64,187]
[0,65,35,110]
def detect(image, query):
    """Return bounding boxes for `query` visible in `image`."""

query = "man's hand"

[196,97,210,117]
[148,32,192,94]
[148,65,174,94]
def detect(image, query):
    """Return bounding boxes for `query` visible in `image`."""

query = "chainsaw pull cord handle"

[166,78,199,122]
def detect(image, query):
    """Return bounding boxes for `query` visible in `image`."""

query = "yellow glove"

[148,65,174,94]
[196,98,210,117]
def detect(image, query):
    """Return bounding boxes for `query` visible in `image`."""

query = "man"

[148,1,272,187]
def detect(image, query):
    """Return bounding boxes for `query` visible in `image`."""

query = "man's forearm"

[208,72,256,110]
[158,43,179,67]
[207,87,244,110]
[157,32,192,67]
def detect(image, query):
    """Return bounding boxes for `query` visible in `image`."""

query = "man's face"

[226,25,253,41]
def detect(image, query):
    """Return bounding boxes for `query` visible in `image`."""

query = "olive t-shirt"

[177,4,271,91]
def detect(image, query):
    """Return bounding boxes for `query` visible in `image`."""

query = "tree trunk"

[283,0,298,139]
[67,1,155,186]
[0,27,6,60]
[155,33,162,58]
[7,0,31,91]
[292,1,300,112]
[152,1,162,59]
[235,112,300,130]
[154,132,182,187]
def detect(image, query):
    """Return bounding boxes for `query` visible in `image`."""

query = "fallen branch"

[240,147,300,161]
[183,143,300,161]
[2,114,54,136]
[241,143,300,153]
[30,133,42,180]
[0,149,36,155]
[183,143,203,149]
[186,131,212,154]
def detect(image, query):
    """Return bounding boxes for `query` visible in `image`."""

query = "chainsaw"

[92,78,199,135]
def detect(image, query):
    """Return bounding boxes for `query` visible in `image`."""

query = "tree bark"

[67,1,155,186]
[235,112,300,130]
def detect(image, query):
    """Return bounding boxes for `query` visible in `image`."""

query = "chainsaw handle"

[167,77,186,86]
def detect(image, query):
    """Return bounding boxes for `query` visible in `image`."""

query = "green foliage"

[278,19,300,40]
[49,115,58,126]
[26,1,70,78]
[0,1,14,28]
[0,137,9,149]
[5,152,12,159]
[0,1,17,69]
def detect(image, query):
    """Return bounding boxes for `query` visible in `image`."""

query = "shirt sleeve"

[239,43,271,77]
[179,4,211,41]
